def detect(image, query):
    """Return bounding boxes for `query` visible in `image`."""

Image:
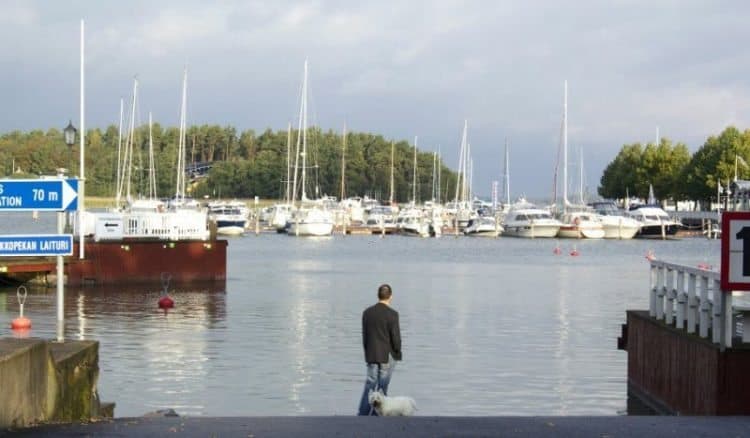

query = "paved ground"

[3,416,750,437]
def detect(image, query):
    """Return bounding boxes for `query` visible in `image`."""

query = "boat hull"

[602,224,640,239]
[66,240,227,286]
[558,226,605,239]
[287,222,334,237]
[636,224,681,238]
[503,224,560,238]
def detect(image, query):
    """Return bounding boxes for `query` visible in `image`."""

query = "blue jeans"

[357,359,395,416]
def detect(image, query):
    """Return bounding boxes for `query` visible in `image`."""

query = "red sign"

[721,211,750,291]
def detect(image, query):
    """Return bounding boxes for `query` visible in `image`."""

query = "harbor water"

[0,213,721,416]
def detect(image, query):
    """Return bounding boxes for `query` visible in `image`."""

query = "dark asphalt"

[3,416,750,437]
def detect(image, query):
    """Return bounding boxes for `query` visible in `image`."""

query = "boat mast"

[175,68,187,201]
[291,62,305,208]
[454,120,467,206]
[125,77,138,202]
[285,121,291,203]
[412,136,418,204]
[389,141,395,204]
[437,146,442,203]
[563,79,569,211]
[148,112,157,200]
[340,124,346,201]
[504,138,510,206]
[115,98,124,208]
[301,60,308,202]
[431,151,437,202]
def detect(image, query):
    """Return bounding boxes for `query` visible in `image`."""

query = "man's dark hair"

[378,284,392,301]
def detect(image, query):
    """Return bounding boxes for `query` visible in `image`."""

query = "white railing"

[78,210,210,242]
[649,260,741,349]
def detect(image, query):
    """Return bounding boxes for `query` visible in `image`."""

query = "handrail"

[649,260,734,349]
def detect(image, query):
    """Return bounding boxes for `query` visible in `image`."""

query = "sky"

[2,0,750,199]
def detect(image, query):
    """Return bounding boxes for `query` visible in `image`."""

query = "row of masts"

[114,69,189,209]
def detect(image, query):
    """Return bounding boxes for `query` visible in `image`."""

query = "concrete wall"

[0,339,54,427]
[0,338,112,429]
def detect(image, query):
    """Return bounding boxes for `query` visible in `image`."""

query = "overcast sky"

[2,1,749,199]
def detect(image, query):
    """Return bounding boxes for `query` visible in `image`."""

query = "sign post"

[0,176,78,342]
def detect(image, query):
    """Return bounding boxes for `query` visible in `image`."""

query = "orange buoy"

[11,317,31,330]
[11,286,31,330]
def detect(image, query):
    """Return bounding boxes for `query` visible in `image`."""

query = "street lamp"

[63,120,77,148]
[63,121,77,176]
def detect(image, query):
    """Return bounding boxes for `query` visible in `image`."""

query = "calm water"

[0,213,721,416]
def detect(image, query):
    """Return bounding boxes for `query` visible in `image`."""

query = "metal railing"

[649,260,737,348]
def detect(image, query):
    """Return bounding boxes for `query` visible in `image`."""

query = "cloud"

[2,0,750,197]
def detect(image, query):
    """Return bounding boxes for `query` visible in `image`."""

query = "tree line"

[599,126,750,205]
[0,125,457,203]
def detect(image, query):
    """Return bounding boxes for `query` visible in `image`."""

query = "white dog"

[368,390,417,416]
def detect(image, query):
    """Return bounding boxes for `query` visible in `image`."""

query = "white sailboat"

[270,122,295,232]
[287,60,335,237]
[555,80,603,239]
[449,120,476,231]
[87,72,209,242]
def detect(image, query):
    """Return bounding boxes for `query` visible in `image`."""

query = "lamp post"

[57,121,76,343]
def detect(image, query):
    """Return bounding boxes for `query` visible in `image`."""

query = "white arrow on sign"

[62,179,78,211]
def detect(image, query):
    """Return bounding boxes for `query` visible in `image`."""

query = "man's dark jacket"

[362,302,402,363]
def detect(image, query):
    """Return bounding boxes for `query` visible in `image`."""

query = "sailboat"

[269,122,296,232]
[554,81,604,239]
[87,72,209,242]
[287,60,335,237]
[449,120,477,231]
[397,136,431,237]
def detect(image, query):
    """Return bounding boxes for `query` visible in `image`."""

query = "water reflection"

[0,235,724,416]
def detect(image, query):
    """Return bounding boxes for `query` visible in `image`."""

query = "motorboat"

[366,205,398,234]
[396,207,430,237]
[208,201,248,236]
[627,204,681,238]
[557,211,605,239]
[286,206,334,237]
[502,206,562,238]
[589,201,641,239]
[464,216,502,237]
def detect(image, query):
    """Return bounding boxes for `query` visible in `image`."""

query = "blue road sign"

[0,179,78,211]
[0,234,73,256]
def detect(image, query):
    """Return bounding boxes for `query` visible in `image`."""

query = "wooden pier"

[619,260,750,414]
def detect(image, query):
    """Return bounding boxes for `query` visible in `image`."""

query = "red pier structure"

[0,239,227,286]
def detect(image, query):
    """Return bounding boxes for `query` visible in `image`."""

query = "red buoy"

[553,247,562,255]
[570,248,580,257]
[158,296,174,309]
[11,317,31,330]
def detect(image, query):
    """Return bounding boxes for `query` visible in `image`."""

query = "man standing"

[357,284,402,416]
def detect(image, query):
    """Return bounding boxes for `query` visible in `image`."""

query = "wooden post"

[655,266,665,320]
[723,292,733,349]
[676,270,686,329]
[687,272,697,333]
[712,279,723,345]
[665,268,675,325]
[649,263,658,317]
[699,275,710,338]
